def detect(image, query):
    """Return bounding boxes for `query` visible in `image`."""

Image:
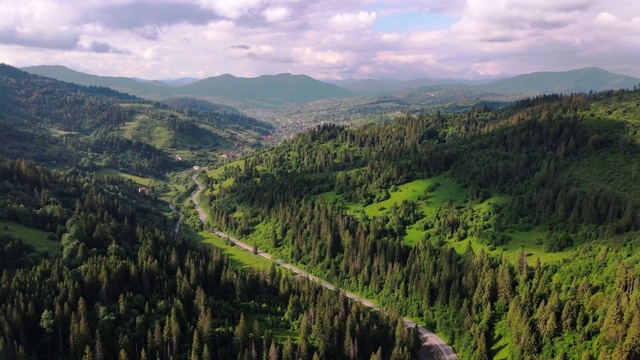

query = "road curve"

[191,175,457,360]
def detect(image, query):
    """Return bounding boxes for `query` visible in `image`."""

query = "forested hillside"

[0,156,421,360]
[199,88,640,359]
[0,64,273,174]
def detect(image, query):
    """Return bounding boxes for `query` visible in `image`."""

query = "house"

[175,155,183,161]
[193,166,200,171]
[138,187,149,195]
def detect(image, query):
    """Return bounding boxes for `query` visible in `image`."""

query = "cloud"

[90,1,220,39]
[595,12,622,27]
[1,0,640,81]
[81,41,130,54]
[143,48,156,60]
[263,6,290,23]
[198,0,263,19]
[328,11,377,31]
[0,27,79,49]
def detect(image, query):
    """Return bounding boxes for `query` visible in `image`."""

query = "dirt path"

[191,175,457,360]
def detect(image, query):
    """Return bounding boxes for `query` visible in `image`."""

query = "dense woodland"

[0,64,273,175]
[0,157,419,360]
[4,61,640,359]
[201,88,640,359]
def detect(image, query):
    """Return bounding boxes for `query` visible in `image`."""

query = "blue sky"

[373,12,454,32]
[1,0,639,80]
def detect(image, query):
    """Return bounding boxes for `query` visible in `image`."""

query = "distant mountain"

[159,77,200,86]
[475,67,640,94]
[22,65,174,99]
[328,68,640,96]
[22,65,353,108]
[338,78,477,95]
[179,73,353,107]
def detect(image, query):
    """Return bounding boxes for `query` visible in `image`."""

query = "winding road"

[190,174,457,360]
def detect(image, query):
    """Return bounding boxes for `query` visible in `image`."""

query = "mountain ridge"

[22,65,353,109]
[331,67,640,95]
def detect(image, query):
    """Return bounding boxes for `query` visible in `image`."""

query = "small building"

[193,166,200,171]
[175,155,183,161]
[138,187,149,195]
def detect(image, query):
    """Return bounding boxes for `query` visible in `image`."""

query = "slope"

[22,65,354,108]
[22,64,174,99]
[0,156,413,360]
[0,64,274,175]
[199,88,640,359]
[475,67,640,94]
[183,73,351,103]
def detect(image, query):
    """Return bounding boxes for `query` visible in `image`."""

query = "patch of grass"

[119,115,142,139]
[206,159,245,178]
[150,126,171,148]
[48,128,78,137]
[404,227,424,246]
[450,227,571,265]
[95,168,153,186]
[318,191,337,203]
[198,231,271,270]
[0,221,58,254]
[491,319,510,359]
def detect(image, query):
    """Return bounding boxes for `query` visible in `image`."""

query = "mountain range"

[22,65,640,109]
[22,65,351,109]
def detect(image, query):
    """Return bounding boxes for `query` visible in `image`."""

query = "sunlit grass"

[0,221,58,254]
[95,168,154,186]
[199,231,271,270]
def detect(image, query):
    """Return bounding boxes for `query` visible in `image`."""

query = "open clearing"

[198,231,271,270]
[0,221,58,254]
[95,168,153,186]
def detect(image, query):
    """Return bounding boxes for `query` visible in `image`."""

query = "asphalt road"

[191,175,457,360]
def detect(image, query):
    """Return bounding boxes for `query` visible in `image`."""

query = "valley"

[2,62,640,360]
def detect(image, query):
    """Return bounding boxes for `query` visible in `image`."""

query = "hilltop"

[22,65,353,109]
[333,67,640,95]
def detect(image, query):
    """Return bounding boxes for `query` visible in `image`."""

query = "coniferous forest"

[3,61,640,360]
[200,89,640,359]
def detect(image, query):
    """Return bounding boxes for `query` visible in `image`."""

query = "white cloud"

[143,48,155,60]
[263,6,290,23]
[328,11,376,31]
[2,0,640,81]
[198,0,262,19]
[595,12,622,27]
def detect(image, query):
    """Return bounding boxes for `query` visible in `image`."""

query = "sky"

[1,0,639,80]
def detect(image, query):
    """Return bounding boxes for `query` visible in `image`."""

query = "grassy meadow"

[0,221,58,254]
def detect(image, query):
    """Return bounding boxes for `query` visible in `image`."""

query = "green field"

[119,114,172,148]
[48,127,78,137]
[450,227,570,265]
[316,173,574,264]
[119,115,142,139]
[198,231,271,270]
[95,168,153,186]
[206,159,245,178]
[0,221,58,254]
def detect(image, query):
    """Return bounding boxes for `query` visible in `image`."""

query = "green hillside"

[476,67,640,94]
[0,64,273,174]
[22,65,354,108]
[22,64,174,99]
[0,155,412,360]
[200,89,640,359]
[180,73,353,107]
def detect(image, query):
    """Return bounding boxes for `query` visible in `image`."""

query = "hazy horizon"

[2,0,639,80]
